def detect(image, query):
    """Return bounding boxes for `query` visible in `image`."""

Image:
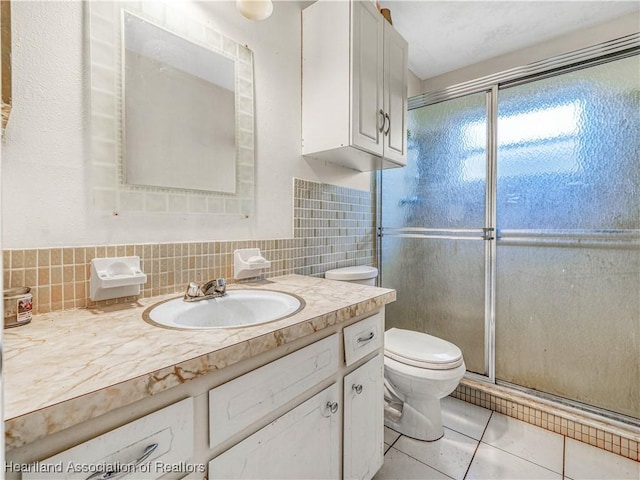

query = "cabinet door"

[383,20,408,166]
[351,0,384,157]
[343,354,384,480]
[208,384,340,479]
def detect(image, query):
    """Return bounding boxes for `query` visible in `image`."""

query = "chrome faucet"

[183,278,227,302]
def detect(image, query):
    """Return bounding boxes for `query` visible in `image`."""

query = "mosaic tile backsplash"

[3,178,375,314]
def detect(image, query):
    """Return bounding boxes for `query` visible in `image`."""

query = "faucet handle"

[215,278,226,293]
[185,281,201,299]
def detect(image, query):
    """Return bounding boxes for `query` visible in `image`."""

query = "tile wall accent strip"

[452,379,640,463]
[2,179,375,315]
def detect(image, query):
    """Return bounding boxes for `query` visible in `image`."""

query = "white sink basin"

[144,289,304,330]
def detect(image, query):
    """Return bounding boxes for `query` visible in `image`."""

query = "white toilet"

[324,266,467,442]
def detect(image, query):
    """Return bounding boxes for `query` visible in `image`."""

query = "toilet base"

[383,396,444,442]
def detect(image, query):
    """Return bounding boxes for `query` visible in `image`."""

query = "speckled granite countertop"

[3,275,395,450]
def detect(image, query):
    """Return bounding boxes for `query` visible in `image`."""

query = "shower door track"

[496,380,640,428]
[409,34,640,109]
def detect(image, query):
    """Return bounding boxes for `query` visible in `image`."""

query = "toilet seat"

[385,328,463,370]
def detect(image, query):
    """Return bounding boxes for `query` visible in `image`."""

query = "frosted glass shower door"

[495,55,640,418]
[380,93,490,375]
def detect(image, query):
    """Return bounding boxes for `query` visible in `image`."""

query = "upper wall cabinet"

[302,0,408,171]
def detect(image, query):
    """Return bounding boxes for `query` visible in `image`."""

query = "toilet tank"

[324,266,378,286]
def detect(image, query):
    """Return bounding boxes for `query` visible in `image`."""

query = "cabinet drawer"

[25,398,194,480]
[343,311,383,366]
[209,333,339,448]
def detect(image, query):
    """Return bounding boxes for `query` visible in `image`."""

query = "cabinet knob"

[352,384,363,395]
[384,113,391,135]
[326,401,339,414]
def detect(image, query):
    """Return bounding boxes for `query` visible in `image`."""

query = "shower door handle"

[482,227,495,241]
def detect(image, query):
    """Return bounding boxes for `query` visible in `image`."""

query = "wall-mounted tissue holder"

[90,256,147,301]
[234,248,271,280]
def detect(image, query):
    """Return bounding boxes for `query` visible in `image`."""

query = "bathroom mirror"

[123,11,236,193]
[89,1,255,215]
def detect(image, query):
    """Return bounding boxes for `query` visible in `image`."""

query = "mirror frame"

[89,1,255,216]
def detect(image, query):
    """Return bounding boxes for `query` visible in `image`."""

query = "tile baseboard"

[452,378,639,463]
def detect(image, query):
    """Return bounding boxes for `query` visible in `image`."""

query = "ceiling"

[378,1,640,80]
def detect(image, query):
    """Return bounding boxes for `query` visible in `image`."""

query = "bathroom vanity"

[3,275,395,480]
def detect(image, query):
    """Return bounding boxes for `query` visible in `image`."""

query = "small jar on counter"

[4,287,33,328]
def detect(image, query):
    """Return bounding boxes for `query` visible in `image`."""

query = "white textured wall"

[407,69,421,98]
[1,1,371,248]
[421,13,639,93]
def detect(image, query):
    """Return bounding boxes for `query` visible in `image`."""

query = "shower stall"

[378,36,640,421]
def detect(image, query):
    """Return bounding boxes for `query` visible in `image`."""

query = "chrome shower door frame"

[377,33,640,393]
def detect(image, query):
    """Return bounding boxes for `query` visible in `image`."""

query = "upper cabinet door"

[351,0,384,157]
[383,21,408,166]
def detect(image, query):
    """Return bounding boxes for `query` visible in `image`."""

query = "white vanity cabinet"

[302,0,408,171]
[208,310,386,480]
[7,307,388,480]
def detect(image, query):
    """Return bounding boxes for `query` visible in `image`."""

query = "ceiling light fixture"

[236,0,273,21]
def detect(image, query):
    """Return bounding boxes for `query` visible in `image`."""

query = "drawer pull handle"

[357,332,375,343]
[85,443,158,480]
[326,401,339,414]
[353,384,363,395]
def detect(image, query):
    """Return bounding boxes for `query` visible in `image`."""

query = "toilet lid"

[384,328,464,369]
[325,266,378,281]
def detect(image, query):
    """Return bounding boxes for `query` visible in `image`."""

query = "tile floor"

[375,396,640,480]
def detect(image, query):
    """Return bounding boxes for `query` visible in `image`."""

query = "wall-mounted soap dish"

[234,248,271,280]
[90,256,147,301]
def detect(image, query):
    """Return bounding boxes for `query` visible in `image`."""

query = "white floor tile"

[385,426,401,446]
[467,443,562,480]
[482,412,564,473]
[564,438,640,480]
[373,447,452,480]
[393,428,478,480]
[441,396,492,440]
